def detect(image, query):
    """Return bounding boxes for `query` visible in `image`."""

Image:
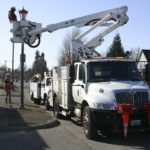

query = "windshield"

[87,61,142,82]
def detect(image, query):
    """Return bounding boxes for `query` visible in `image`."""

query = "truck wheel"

[34,98,37,104]
[43,95,47,105]
[31,93,34,101]
[37,99,41,105]
[53,97,61,119]
[82,106,97,139]
[45,97,50,110]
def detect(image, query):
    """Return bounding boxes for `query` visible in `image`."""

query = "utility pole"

[19,7,28,109]
[12,42,14,82]
[20,43,25,109]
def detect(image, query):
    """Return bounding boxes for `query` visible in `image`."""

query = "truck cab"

[73,58,147,108]
[71,58,150,138]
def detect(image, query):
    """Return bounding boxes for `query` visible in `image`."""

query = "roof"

[139,49,150,62]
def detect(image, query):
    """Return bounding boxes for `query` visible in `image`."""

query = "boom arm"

[29,6,128,35]
[11,5,128,56]
[72,8,128,59]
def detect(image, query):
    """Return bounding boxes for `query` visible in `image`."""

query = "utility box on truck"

[52,66,74,114]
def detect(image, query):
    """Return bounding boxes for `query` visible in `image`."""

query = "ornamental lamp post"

[19,7,28,109]
[19,7,28,20]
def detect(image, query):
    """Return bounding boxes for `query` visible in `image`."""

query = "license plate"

[130,120,141,126]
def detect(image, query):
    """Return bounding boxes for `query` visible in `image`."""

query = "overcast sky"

[1,0,150,69]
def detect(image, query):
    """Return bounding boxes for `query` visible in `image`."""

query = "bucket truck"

[10,6,150,139]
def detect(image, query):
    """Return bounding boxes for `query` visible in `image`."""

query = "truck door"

[45,77,51,93]
[41,79,45,99]
[72,63,85,103]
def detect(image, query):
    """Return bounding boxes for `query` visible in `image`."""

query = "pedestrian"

[4,74,12,103]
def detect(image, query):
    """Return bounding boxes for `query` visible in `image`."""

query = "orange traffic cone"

[122,113,129,138]
[116,104,133,138]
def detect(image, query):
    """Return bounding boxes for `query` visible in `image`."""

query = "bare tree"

[128,47,141,61]
[58,28,81,66]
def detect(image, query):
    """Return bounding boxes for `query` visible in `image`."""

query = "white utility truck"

[29,74,41,104]
[48,58,150,139]
[29,73,51,105]
[10,6,150,139]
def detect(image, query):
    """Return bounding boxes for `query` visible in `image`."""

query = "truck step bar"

[71,117,82,125]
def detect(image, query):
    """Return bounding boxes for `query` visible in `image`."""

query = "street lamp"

[19,7,28,20]
[19,7,28,109]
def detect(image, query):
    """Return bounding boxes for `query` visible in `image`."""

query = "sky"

[1,0,150,70]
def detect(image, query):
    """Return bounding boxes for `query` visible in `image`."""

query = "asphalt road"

[0,82,149,150]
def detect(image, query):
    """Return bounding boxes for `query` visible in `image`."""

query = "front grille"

[115,91,149,108]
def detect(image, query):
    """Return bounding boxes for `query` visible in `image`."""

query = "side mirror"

[145,64,150,82]
[69,64,75,83]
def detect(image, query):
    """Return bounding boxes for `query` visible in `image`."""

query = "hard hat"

[11,7,16,11]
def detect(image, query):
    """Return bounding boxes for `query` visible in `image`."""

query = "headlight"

[94,103,116,110]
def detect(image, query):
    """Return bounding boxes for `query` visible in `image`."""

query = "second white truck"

[29,74,41,104]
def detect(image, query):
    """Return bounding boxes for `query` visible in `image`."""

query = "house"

[137,49,150,72]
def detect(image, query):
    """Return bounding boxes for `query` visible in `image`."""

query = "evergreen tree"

[32,50,48,76]
[107,34,125,57]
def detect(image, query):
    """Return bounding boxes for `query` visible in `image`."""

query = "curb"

[0,102,59,132]
[0,116,58,131]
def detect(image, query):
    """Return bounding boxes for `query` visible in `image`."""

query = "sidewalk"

[0,88,57,131]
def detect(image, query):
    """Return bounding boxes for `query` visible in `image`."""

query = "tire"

[33,98,37,104]
[45,97,50,110]
[43,95,47,105]
[53,97,61,119]
[37,98,41,105]
[82,106,97,139]
[31,93,34,101]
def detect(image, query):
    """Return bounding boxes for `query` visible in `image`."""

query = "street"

[0,82,150,150]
